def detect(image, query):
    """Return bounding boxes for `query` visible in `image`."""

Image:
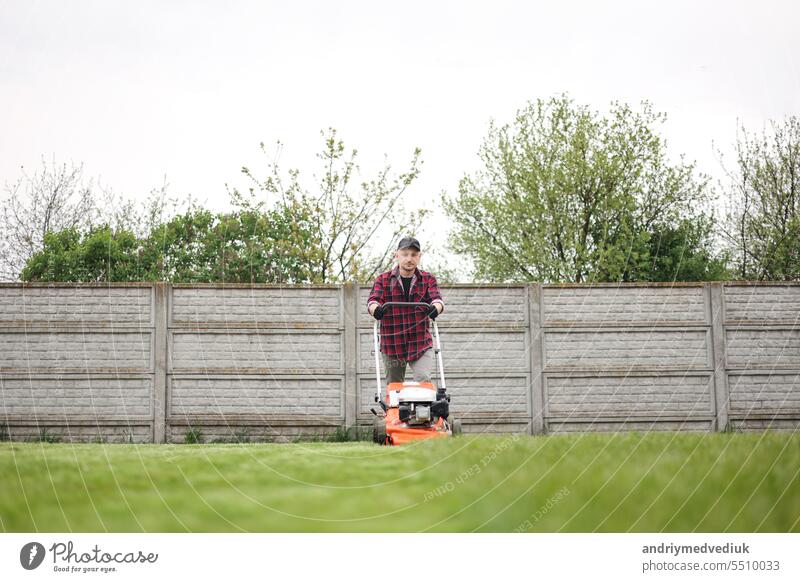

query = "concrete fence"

[0,282,798,443]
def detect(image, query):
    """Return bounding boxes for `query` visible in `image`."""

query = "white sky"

[1,0,799,260]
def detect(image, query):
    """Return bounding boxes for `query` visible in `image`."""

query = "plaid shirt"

[367,266,445,361]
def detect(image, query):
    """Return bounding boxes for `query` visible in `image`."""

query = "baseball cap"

[397,236,421,251]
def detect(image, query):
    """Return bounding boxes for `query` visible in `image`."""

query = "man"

[367,236,445,386]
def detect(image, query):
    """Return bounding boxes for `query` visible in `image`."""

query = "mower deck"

[373,381,457,445]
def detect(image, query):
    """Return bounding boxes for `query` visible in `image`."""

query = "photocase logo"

[20,542,46,570]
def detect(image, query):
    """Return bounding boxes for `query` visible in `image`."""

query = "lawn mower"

[371,301,462,445]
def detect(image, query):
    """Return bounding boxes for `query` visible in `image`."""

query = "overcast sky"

[1,0,798,257]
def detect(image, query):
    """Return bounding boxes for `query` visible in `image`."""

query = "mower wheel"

[373,417,387,445]
[451,418,462,436]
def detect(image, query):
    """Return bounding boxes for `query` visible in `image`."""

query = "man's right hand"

[372,305,386,320]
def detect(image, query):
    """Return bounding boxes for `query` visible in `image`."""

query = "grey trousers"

[382,348,435,385]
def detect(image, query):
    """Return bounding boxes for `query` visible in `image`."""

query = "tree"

[20,226,145,283]
[97,178,195,240]
[21,207,320,284]
[142,206,319,283]
[0,154,206,282]
[720,117,799,280]
[645,217,729,282]
[231,128,427,283]
[443,95,725,283]
[0,157,95,281]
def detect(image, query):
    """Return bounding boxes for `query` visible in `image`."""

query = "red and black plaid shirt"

[367,266,445,361]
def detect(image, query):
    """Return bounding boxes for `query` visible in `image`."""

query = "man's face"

[396,248,421,272]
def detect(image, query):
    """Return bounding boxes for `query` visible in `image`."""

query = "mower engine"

[394,385,450,426]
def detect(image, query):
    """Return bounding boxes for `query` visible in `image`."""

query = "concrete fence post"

[342,283,358,431]
[153,282,169,444]
[529,283,545,435]
[708,282,730,432]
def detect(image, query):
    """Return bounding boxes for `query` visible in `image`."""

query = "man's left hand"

[426,304,441,320]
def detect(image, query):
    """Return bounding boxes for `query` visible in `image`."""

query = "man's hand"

[426,303,442,320]
[371,304,386,320]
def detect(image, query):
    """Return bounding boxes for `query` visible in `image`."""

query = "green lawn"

[1,431,798,532]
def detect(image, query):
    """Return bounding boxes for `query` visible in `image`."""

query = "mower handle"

[372,300,447,403]
[375,301,438,319]
[379,301,433,308]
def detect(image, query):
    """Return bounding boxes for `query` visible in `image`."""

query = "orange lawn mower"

[371,301,462,445]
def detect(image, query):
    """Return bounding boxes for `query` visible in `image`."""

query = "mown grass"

[0,431,798,532]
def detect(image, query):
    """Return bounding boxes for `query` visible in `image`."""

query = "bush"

[184,426,204,444]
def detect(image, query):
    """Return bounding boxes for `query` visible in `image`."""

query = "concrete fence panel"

[0,284,154,442]
[723,283,800,432]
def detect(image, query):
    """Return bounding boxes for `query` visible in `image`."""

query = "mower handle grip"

[379,301,432,307]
